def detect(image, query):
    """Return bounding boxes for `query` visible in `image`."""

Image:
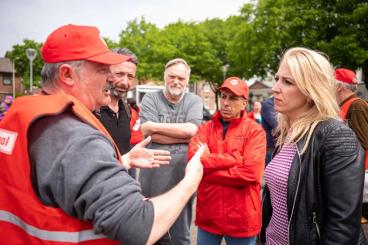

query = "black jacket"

[261,119,366,244]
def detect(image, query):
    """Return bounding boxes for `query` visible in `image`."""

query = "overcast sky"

[0,0,248,56]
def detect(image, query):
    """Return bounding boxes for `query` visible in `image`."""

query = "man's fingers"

[153,154,171,160]
[194,144,207,157]
[151,149,170,156]
[152,159,171,165]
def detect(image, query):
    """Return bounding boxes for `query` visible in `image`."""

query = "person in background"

[139,58,203,245]
[0,95,13,120]
[202,106,212,121]
[335,68,368,224]
[97,47,142,179]
[0,24,205,245]
[188,76,266,245]
[261,97,277,165]
[260,47,365,244]
[248,101,262,124]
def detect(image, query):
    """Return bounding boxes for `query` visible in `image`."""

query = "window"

[3,74,12,85]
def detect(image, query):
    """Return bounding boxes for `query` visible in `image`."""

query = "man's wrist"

[122,154,131,169]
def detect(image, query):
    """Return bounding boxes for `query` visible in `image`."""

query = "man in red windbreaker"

[335,68,368,224]
[188,77,266,245]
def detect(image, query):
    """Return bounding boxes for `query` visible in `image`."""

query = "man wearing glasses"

[188,77,266,245]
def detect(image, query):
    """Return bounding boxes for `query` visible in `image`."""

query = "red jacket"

[188,111,266,237]
[130,106,144,145]
[0,94,120,245]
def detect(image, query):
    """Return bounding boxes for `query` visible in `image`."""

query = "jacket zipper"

[288,146,302,245]
[312,211,321,241]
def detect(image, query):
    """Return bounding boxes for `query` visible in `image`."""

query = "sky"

[0,0,248,56]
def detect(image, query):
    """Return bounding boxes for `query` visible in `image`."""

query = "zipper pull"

[312,212,321,241]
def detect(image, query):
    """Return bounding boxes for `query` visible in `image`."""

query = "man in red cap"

[335,68,368,223]
[188,77,266,245]
[0,24,205,245]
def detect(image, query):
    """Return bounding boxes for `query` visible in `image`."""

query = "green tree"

[279,0,368,88]
[232,0,368,88]
[5,39,43,91]
[118,17,167,82]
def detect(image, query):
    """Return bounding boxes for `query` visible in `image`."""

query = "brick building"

[0,57,23,100]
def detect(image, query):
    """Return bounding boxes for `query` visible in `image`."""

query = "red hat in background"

[219,77,249,99]
[41,24,130,65]
[335,68,357,85]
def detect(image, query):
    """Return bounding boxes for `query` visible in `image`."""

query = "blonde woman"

[260,47,366,244]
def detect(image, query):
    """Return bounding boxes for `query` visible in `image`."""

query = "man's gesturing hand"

[122,136,171,169]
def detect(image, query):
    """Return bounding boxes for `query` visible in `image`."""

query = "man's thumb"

[137,136,151,148]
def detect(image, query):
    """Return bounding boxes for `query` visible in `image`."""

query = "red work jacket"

[188,111,266,237]
[0,94,120,244]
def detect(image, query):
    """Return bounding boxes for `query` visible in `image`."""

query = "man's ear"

[336,83,344,93]
[58,64,76,87]
[241,99,248,111]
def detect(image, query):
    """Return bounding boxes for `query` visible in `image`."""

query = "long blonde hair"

[276,47,340,153]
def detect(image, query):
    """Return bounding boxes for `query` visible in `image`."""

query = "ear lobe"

[59,64,75,87]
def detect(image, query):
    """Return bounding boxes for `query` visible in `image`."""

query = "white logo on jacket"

[132,119,141,131]
[0,129,17,154]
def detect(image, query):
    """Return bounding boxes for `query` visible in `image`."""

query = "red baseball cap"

[219,77,249,99]
[335,68,357,85]
[41,24,130,65]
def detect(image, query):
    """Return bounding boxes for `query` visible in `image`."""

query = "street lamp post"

[26,48,37,92]
[221,64,230,81]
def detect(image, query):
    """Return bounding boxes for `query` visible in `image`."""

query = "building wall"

[0,72,22,100]
[191,81,217,113]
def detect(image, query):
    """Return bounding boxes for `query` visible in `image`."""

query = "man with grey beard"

[139,58,203,244]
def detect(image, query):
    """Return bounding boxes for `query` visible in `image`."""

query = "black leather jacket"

[261,119,366,244]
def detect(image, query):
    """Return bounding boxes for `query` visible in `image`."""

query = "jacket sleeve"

[348,100,368,149]
[319,123,364,244]
[28,114,154,245]
[188,122,208,161]
[204,126,266,186]
[188,122,244,173]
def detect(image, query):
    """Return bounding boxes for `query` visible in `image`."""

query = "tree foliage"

[5,39,43,90]
[3,1,367,89]
[231,0,368,88]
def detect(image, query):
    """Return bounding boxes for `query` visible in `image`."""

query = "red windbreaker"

[0,94,120,245]
[188,111,266,237]
[130,106,144,145]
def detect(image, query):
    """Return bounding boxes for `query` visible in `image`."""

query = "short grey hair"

[112,48,139,65]
[164,58,191,76]
[337,80,358,92]
[41,60,84,89]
